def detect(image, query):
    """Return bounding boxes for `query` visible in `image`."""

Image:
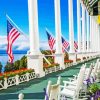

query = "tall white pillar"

[98,25,100,52]
[86,11,90,52]
[54,0,62,53]
[82,5,86,52]
[97,25,99,52]
[54,0,65,69]
[68,0,74,53]
[93,19,96,52]
[98,26,100,52]
[90,16,92,52]
[28,0,39,54]
[27,0,45,77]
[96,24,99,52]
[77,0,81,53]
[92,18,96,52]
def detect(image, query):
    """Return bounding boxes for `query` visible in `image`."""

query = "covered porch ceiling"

[81,0,100,16]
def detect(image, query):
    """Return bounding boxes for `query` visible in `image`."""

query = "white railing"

[0,71,36,90]
[45,66,60,75]
[7,77,16,87]
[0,56,98,91]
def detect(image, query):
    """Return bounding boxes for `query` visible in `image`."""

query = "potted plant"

[88,83,100,100]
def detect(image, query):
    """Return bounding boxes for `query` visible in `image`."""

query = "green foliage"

[88,83,99,94]
[14,60,20,70]
[19,56,27,69]
[5,62,14,72]
[64,52,69,60]
[0,62,3,72]
[5,56,27,72]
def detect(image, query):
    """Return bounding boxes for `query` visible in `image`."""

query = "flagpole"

[6,14,29,40]
[45,28,55,38]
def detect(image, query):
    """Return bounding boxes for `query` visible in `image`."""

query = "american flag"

[7,19,20,63]
[74,41,78,52]
[62,37,69,52]
[46,30,55,51]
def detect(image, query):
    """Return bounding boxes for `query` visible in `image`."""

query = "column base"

[27,54,45,77]
[77,52,83,61]
[55,53,65,69]
[69,53,76,64]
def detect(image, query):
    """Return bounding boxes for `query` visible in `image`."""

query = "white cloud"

[40,41,50,50]
[0,35,50,51]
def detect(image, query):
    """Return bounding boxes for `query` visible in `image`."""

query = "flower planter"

[64,60,73,68]
[44,65,60,75]
[0,69,35,90]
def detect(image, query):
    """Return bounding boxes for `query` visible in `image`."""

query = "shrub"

[83,57,86,60]
[0,62,3,73]
[88,83,100,94]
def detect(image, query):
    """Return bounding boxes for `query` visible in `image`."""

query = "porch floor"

[0,58,99,100]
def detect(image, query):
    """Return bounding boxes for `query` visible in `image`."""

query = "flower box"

[44,63,60,74]
[76,58,81,61]
[64,60,73,67]
[43,63,59,70]
[76,58,81,64]
[0,69,34,80]
[83,57,86,60]
[64,60,73,64]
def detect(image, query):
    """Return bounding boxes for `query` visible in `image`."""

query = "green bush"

[88,83,99,94]
[4,56,27,72]
[0,62,3,73]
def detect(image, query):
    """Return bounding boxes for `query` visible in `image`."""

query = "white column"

[94,22,98,52]
[90,16,92,52]
[27,0,45,77]
[77,0,81,53]
[86,11,90,52]
[54,0,64,69]
[82,5,86,52]
[97,25,100,52]
[91,17,94,52]
[54,0,62,53]
[68,0,74,53]
[93,20,96,52]
[92,18,96,52]
[28,0,39,55]
[97,25,99,52]
[96,24,99,52]
[98,25,100,52]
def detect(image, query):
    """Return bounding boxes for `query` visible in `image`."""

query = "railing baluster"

[16,75,19,85]
[4,78,8,89]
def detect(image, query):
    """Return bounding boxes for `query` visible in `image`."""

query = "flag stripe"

[62,37,70,52]
[7,18,20,63]
[74,41,78,52]
[46,30,55,51]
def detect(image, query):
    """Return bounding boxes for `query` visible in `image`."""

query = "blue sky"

[0,0,78,51]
